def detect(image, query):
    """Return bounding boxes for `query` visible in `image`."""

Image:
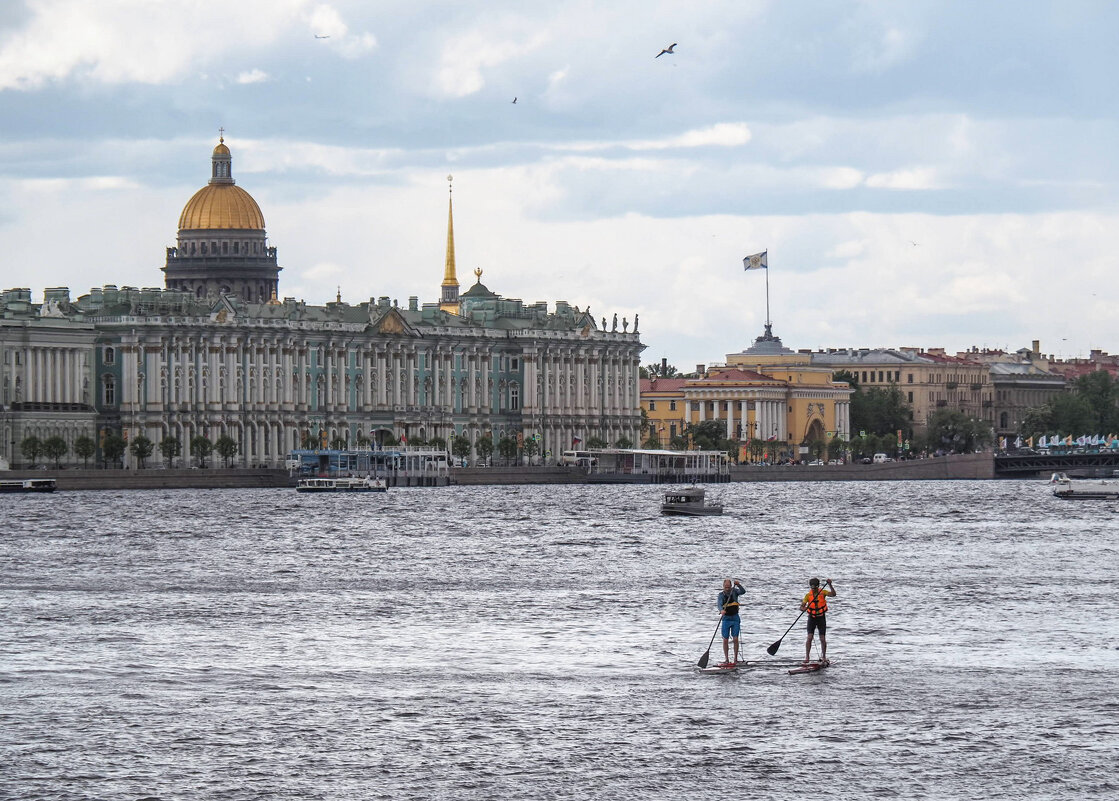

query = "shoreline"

[2,453,1000,491]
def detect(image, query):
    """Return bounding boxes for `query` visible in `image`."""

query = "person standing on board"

[801,577,836,664]
[718,579,745,665]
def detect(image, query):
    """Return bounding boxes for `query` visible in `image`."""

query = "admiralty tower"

[161,135,281,302]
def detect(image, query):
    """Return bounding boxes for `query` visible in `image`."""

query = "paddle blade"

[697,649,711,669]
[766,640,781,656]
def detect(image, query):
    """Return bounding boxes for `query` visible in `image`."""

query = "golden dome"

[213,141,231,156]
[178,183,265,230]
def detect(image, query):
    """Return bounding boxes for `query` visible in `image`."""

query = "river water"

[2,480,1116,800]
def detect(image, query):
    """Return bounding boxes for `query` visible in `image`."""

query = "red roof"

[641,377,688,392]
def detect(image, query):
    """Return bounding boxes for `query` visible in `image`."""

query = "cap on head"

[809,577,820,588]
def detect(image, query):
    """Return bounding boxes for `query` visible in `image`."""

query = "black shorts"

[807,614,826,636]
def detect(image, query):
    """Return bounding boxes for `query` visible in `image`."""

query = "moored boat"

[1050,472,1119,500]
[0,478,57,493]
[661,486,723,516]
[296,476,388,493]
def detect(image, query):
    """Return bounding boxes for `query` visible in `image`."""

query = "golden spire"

[439,174,461,313]
[442,175,458,287]
[336,285,342,303]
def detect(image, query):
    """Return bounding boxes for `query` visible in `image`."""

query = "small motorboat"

[661,486,723,516]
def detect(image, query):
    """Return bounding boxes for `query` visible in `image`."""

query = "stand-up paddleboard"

[736,658,804,668]
[788,659,831,675]
[697,661,740,675]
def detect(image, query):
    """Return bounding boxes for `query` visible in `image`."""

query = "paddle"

[696,618,723,669]
[766,609,806,656]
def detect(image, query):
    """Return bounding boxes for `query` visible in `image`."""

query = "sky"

[1,0,1118,370]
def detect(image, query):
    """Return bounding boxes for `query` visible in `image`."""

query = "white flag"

[743,250,768,270]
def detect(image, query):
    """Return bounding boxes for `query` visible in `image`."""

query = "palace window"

[669,400,677,411]
[907,373,913,383]
[511,357,520,371]
[510,386,520,410]
[104,376,116,406]
[649,401,656,411]
[104,347,115,365]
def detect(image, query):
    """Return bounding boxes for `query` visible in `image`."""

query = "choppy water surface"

[2,480,1117,799]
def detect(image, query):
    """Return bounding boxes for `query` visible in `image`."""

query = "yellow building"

[640,355,852,460]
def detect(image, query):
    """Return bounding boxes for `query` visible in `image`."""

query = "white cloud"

[237,69,270,85]
[627,123,752,151]
[432,29,548,98]
[865,167,941,190]
[302,262,344,281]
[0,0,374,89]
[305,4,377,58]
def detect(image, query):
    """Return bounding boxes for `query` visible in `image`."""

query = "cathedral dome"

[178,184,265,230]
[177,136,265,231]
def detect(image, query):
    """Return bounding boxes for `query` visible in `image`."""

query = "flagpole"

[765,263,771,329]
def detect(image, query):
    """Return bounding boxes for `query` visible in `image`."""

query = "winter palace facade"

[0,138,644,468]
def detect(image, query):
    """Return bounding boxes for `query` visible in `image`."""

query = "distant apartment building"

[953,343,1066,437]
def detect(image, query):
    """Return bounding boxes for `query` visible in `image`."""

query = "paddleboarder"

[718,579,745,665]
[801,577,836,664]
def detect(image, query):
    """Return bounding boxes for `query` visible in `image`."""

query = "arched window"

[103,346,115,365]
[103,376,116,406]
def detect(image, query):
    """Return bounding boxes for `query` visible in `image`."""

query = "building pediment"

[369,307,420,337]
[209,294,240,323]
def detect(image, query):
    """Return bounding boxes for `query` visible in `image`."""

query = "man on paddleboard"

[718,579,745,665]
[801,577,836,664]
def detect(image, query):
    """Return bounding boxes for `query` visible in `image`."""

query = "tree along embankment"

[729,452,995,482]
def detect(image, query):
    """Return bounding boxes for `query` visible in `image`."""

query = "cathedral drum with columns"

[0,138,644,469]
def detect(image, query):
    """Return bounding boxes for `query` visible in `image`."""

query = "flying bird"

[512,97,517,104]
[314,34,331,39]
[656,43,677,58]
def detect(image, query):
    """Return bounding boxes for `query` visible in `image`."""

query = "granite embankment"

[728,452,995,482]
[5,453,995,491]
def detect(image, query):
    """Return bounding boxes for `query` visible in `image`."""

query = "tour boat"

[296,476,388,493]
[661,486,723,516]
[0,478,57,493]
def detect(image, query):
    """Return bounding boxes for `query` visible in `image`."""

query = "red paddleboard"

[698,662,739,674]
[788,660,830,675]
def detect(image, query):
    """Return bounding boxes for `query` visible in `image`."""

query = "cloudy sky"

[1,0,1117,369]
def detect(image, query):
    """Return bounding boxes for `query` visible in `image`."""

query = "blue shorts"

[721,615,741,639]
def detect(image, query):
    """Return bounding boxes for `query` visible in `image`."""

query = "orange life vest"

[805,589,828,616]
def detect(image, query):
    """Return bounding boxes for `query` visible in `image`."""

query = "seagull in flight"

[314,34,331,39]
[656,43,677,58]
[512,97,517,104]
